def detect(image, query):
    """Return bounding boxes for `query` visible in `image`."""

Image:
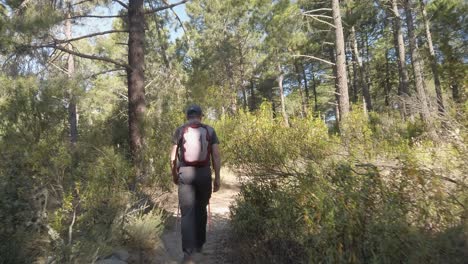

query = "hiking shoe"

[182,253,195,264]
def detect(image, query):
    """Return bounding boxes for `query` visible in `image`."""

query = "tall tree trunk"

[66,5,78,145]
[311,71,318,113]
[329,49,340,122]
[241,85,247,111]
[404,0,431,124]
[391,0,410,96]
[419,0,444,114]
[384,47,391,106]
[345,44,354,105]
[277,64,290,127]
[332,0,350,120]
[249,79,255,111]
[154,14,170,69]
[302,63,313,112]
[128,0,146,190]
[351,26,372,111]
[442,43,461,102]
[226,59,237,114]
[295,61,307,117]
[351,46,359,103]
[239,47,248,111]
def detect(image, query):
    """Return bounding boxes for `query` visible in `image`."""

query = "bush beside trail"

[217,104,467,264]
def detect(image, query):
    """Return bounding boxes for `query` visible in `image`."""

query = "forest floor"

[129,168,240,264]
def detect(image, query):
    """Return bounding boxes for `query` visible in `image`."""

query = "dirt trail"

[152,168,240,264]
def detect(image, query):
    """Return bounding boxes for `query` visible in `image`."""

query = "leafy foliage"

[225,107,467,263]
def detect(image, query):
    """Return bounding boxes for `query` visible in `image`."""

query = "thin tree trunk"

[329,49,340,122]
[239,47,248,111]
[249,79,255,111]
[311,71,318,113]
[345,44,354,105]
[404,0,431,124]
[332,0,350,120]
[241,86,247,111]
[277,64,290,127]
[384,47,391,106]
[443,44,461,102]
[419,0,444,114]
[66,6,78,145]
[391,0,410,96]
[226,59,237,114]
[154,14,170,69]
[302,63,313,112]
[351,46,359,103]
[128,0,146,190]
[351,26,372,111]
[295,61,307,117]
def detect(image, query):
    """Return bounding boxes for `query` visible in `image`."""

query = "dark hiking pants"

[178,166,212,255]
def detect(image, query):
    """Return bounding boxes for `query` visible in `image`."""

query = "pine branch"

[86,68,126,79]
[73,0,95,6]
[162,0,189,40]
[69,14,124,19]
[48,45,130,69]
[303,8,332,13]
[49,30,128,45]
[293,55,335,66]
[304,14,336,28]
[144,0,189,14]
[113,0,129,9]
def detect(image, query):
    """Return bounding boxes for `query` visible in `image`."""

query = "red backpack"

[177,123,211,167]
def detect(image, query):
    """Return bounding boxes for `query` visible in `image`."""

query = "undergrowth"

[218,103,467,264]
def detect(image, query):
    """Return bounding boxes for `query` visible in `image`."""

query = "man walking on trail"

[170,105,221,263]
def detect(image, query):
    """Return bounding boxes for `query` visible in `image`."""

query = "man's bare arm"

[212,144,221,192]
[170,145,178,184]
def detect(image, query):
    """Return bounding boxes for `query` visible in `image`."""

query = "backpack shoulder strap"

[200,124,212,142]
[175,125,186,162]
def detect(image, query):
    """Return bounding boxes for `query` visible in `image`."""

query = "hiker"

[170,104,221,263]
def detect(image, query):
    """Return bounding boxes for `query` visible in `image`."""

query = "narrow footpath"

[149,168,240,264]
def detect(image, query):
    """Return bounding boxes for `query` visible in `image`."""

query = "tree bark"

[329,49,340,122]
[302,63,313,112]
[277,64,290,127]
[384,47,391,106]
[404,0,431,124]
[332,0,350,120]
[127,0,146,190]
[391,0,410,96]
[351,46,359,103]
[441,42,461,102]
[419,0,444,114]
[295,61,307,117]
[249,79,255,111]
[66,5,78,145]
[239,46,248,111]
[345,44,354,104]
[351,26,372,111]
[311,70,318,113]
[225,59,237,114]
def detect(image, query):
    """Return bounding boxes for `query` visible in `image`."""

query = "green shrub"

[122,208,165,250]
[226,110,467,263]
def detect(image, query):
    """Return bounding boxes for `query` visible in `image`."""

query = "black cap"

[186,104,203,117]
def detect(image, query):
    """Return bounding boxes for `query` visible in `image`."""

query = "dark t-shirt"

[172,120,219,167]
